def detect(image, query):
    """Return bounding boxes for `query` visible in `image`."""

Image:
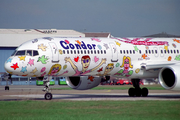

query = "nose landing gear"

[43,81,53,100]
[45,92,52,100]
[2,73,11,91]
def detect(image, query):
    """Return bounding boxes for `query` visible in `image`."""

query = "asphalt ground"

[0,85,180,101]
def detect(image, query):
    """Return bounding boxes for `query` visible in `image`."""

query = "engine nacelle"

[66,76,102,90]
[159,65,180,90]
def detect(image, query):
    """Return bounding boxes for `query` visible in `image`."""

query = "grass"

[52,84,165,90]
[0,100,179,120]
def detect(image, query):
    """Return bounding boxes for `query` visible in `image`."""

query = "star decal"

[18,56,26,61]
[28,58,34,66]
[6,58,12,63]
[164,46,168,51]
[21,66,27,73]
[31,67,38,74]
[88,76,94,82]
[104,43,109,50]
[142,54,147,59]
[168,56,172,61]
[38,44,47,51]
[103,43,109,50]
[134,46,139,52]
[75,40,81,45]
[37,55,48,64]
[59,49,63,54]
[97,67,103,72]
[173,39,180,43]
[115,41,121,47]
[175,55,180,61]
[11,63,19,70]
[116,63,120,67]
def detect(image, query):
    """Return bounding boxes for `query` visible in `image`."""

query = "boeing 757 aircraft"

[2,37,180,100]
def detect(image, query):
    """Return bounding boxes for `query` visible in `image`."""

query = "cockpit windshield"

[11,50,39,56]
[16,50,26,56]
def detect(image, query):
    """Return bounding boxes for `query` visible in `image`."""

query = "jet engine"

[66,76,102,90]
[159,65,180,90]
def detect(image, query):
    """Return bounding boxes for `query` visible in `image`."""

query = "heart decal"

[94,56,99,63]
[74,56,79,62]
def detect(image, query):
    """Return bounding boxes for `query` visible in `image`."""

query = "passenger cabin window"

[164,50,166,54]
[94,50,96,54]
[155,50,157,54]
[97,50,100,54]
[91,50,93,54]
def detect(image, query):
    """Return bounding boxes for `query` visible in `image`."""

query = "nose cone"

[4,57,17,74]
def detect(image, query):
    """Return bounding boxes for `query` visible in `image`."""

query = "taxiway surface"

[0,85,180,101]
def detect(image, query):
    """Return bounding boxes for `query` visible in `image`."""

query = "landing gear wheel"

[128,87,135,97]
[5,86,9,90]
[141,87,148,97]
[135,88,142,97]
[44,93,52,100]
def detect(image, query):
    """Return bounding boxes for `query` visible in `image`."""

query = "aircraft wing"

[140,62,176,70]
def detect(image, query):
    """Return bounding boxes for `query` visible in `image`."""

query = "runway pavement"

[0,85,180,101]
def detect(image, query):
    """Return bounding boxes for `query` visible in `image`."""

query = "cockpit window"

[26,50,32,56]
[33,50,39,56]
[15,50,25,56]
[11,50,39,56]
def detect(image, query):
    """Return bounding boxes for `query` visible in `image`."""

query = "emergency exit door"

[109,42,118,62]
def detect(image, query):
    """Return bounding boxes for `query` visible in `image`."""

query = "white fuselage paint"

[4,37,180,79]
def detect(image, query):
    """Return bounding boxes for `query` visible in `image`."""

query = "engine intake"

[159,65,180,90]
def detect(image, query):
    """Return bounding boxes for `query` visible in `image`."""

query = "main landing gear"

[128,79,149,97]
[43,81,53,100]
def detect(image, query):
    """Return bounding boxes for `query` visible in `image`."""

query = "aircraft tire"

[5,86,9,90]
[141,87,148,97]
[135,88,142,97]
[128,87,135,97]
[45,93,52,100]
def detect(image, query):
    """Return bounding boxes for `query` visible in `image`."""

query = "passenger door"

[49,42,59,62]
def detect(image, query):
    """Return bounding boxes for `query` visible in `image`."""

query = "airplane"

[2,37,180,100]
